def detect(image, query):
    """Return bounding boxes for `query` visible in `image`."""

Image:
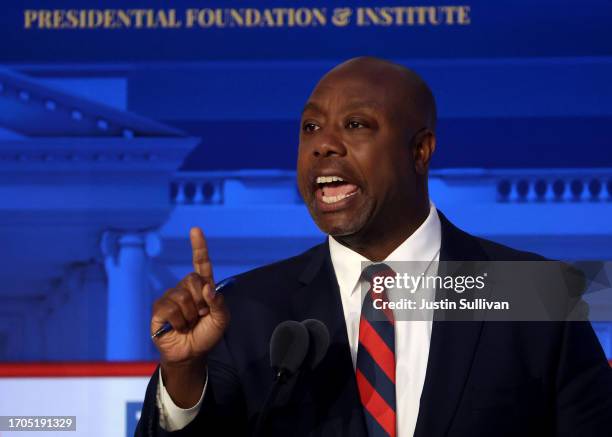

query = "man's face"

[297,71,420,238]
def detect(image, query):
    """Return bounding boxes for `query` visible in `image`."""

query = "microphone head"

[269,320,309,378]
[301,319,330,370]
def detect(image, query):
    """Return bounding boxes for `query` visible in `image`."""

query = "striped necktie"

[356,263,397,437]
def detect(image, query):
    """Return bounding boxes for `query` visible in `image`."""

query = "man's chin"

[314,217,363,238]
[328,228,356,238]
[307,201,370,237]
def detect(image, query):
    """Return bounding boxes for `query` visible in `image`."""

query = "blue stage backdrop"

[0,0,611,365]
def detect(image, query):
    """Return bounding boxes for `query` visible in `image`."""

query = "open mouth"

[315,175,360,205]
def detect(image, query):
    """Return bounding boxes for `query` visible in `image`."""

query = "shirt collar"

[328,202,442,296]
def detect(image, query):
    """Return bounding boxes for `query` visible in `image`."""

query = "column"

[101,231,161,360]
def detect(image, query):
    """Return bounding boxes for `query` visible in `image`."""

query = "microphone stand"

[252,369,292,437]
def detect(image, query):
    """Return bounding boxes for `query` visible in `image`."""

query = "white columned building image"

[0,67,610,364]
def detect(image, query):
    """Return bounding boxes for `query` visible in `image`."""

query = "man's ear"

[413,130,436,175]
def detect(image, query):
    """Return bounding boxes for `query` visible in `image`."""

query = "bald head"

[317,56,437,131]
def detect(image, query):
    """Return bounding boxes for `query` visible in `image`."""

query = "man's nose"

[312,130,347,158]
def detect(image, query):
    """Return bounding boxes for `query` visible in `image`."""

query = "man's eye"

[346,120,366,129]
[303,122,320,132]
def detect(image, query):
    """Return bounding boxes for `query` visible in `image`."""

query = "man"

[136,57,612,436]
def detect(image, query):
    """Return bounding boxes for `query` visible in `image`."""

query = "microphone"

[269,320,310,381]
[302,319,330,370]
[253,319,330,437]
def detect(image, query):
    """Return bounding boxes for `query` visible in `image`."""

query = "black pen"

[151,277,234,339]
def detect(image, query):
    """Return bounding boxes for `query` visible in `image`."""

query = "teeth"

[322,191,357,204]
[316,175,345,184]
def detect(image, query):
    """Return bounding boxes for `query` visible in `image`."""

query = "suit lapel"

[290,242,368,436]
[414,212,486,437]
[291,242,345,337]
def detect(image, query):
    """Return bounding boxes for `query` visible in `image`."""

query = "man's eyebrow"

[301,102,323,115]
[342,100,382,112]
[301,100,382,115]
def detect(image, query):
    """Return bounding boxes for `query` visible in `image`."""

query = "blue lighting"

[0,0,610,367]
[589,179,602,197]
[516,180,529,199]
[570,180,584,199]
[552,180,565,199]
[97,119,108,130]
[497,180,511,199]
[534,180,547,199]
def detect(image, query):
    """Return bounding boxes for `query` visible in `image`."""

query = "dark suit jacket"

[136,212,612,436]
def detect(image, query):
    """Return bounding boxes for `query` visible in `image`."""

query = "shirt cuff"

[156,367,207,431]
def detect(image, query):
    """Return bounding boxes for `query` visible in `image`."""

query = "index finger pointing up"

[190,227,214,281]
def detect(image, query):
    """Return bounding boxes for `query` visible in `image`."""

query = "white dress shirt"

[158,204,442,436]
[329,203,441,437]
[157,367,206,430]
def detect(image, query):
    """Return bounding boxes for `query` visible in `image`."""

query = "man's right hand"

[150,227,230,407]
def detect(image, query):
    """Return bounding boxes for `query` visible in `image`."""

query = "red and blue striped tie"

[356,264,397,437]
